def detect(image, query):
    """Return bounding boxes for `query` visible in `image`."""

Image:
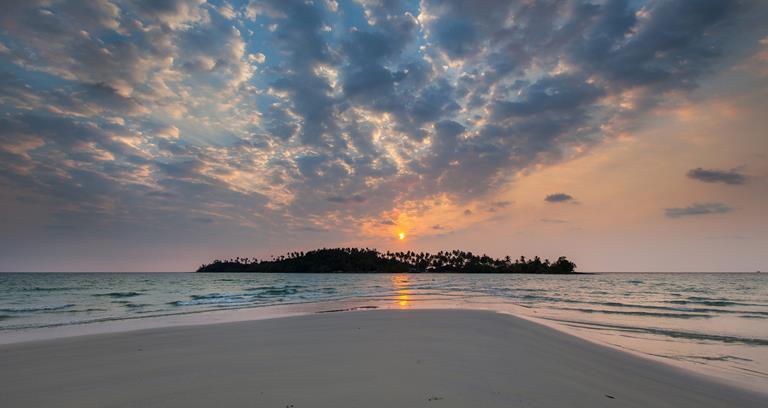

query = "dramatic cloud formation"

[664,203,733,218]
[687,167,748,185]
[545,193,575,203]
[1,0,767,271]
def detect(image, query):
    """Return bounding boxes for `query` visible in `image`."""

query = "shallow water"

[1,272,766,391]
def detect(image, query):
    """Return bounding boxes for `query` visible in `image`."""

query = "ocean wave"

[169,297,253,306]
[319,287,337,293]
[0,304,75,313]
[678,300,736,307]
[51,308,107,314]
[515,295,628,307]
[242,285,305,296]
[246,285,305,290]
[547,318,768,346]
[678,287,713,294]
[506,295,768,317]
[682,355,753,362]
[190,292,244,300]
[93,292,142,298]
[123,303,149,308]
[134,309,168,314]
[23,286,81,292]
[174,290,305,306]
[519,294,564,302]
[0,298,320,331]
[487,286,546,293]
[582,301,768,316]
[665,298,767,307]
[550,306,712,319]
[260,288,300,296]
[317,305,379,313]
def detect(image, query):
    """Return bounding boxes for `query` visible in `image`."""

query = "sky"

[0,0,766,272]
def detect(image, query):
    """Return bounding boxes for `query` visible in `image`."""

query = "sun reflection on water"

[391,274,411,308]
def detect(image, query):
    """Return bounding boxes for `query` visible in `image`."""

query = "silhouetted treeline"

[196,248,577,274]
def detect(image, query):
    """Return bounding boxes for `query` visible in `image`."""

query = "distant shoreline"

[197,247,578,274]
[196,270,595,274]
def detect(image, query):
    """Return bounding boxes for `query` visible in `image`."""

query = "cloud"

[327,194,367,204]
[491,75,605,118]
[295,225,330,232]
[486,200,512,212]
[129,0,207,29]
[544,193,575,203]
[249,53,266,64]
[0,0,764,263]
[687,167,748,185]
[664,203,733,218]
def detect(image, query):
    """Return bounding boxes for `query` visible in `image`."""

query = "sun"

[398,232,406,240]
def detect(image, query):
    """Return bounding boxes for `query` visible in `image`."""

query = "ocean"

[1,272,766,391]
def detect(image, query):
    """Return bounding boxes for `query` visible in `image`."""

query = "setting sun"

[398,232,406,240]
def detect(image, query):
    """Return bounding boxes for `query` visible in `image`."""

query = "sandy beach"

[1,309,765,407]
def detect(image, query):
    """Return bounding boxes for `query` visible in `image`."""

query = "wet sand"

[1,309,765,407]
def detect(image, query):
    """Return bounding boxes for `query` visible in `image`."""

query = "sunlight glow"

[392,275,410,308]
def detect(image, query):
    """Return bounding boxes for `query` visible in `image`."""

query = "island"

[196,248,577,273]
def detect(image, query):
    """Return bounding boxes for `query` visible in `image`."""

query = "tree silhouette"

[197,248,577,274]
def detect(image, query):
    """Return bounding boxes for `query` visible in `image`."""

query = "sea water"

[1,272,766,391]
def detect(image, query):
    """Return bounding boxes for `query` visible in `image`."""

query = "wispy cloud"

[664,203,733,218]
[687,167,748,185]
[327,195,367,204]
[544,193,575,203]
[486,200,512,212]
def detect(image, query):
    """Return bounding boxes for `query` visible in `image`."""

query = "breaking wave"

[93,292,142,298]
[0,304,75,313]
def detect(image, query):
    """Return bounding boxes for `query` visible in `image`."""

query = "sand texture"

[1,309,765,407]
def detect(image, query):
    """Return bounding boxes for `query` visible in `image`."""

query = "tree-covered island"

[197,248,577,274]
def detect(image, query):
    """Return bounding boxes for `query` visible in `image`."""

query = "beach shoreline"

[2,309,765,407]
